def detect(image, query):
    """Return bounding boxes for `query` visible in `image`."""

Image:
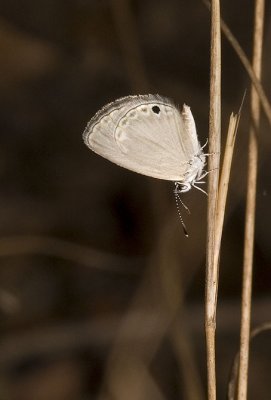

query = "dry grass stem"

[228,322,271,399]
[203,0,271,128]
[220,18,271,128]
[238,1,265,399]
[213,110,241,270]
[206,0,221,399]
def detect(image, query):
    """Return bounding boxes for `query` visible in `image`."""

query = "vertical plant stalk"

[214,108,242,269]
[203,0,271,128]
[238,1,265,399]
[219,17,271,128]
[206,0,221,399]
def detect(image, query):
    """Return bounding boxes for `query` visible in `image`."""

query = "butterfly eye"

[152,105,160,114]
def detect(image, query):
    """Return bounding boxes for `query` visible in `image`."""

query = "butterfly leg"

[201,138,208,151]
[192,182,208,196]
[197,170,210,181]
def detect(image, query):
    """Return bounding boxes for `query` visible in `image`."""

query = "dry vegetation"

[0,0,270,399]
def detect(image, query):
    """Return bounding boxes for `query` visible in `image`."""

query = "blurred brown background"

[0,0,271,399]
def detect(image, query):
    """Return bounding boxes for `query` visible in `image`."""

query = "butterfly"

[83,94,207,235]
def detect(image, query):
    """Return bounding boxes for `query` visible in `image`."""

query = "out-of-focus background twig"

[0,1,271,399]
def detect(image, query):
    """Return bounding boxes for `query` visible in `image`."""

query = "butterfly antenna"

[174,191,189,237]
[176,193,191,214]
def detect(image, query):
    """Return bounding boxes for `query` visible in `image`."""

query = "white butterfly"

[83,94,207,196]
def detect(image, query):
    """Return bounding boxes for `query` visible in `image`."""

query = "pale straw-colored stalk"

[229,323,271,399]
[203,0,271,129]
[214,107,243,270]
[206,108,241,400]
[206,0,221,398]
[237,0,265,399]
